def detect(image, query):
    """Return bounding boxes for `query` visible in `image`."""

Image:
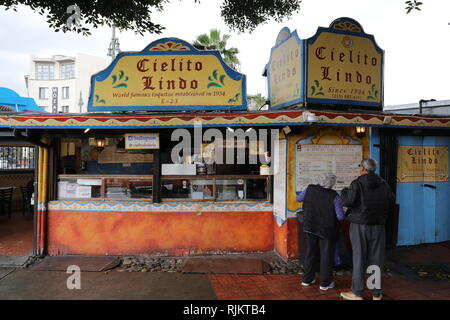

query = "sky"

[0,0,449,107]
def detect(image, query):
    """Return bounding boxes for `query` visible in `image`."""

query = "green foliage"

[247,93,266,110]
[0,0,168,36]
[193,29,240,70]
[221,0,302,32]
[405,0,423,13]
[0,0,303,35]
[0,1,425,36]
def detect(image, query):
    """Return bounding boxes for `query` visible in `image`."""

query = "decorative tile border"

[0,110,449,130]
[47,200,274,213]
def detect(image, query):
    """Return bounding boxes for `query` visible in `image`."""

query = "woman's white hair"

[317,171,337,189]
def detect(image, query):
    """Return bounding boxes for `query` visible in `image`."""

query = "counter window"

[56,129,272,203]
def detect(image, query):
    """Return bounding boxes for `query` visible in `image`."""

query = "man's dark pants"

[350,223,385,298]
[303,232,336,287]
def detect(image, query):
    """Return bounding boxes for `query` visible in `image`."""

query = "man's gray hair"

[317,171,337,189]
[361,158,377,172]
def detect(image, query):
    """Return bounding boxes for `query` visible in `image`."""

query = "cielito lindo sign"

[306,17,383,109]
[267,27,304,109]
[88,38,246,112]
[266,17,384,110]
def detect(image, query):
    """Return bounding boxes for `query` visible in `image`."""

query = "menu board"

[58,182,92,199]
[98,146,153,164]
[295,144,362,191]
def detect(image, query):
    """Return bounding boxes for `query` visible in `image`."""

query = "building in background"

[384,99,450,116]
[25,54,109,113]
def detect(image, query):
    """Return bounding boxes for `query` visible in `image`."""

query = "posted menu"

[296,144,362,191]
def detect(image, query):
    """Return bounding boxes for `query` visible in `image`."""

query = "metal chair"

[20,185,34,218]
[0,187,14,219]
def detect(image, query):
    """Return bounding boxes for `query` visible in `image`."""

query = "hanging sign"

[125,133,160,149]
[88,38,246,112]
[397,146,449,183]
[52,87,58,113]
[306,17,384,109]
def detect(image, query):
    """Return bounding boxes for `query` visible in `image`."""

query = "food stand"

[0,18,448,259]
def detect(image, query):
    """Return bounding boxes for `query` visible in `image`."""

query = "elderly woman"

[296,171,345,290]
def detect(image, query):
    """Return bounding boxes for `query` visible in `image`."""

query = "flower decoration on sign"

[228,93,240,104]
[95,94,106,104]
[367,84,379,100]
[111,70,129,88]
[310,80,324,96]
[207,69,226,88]
[331,20,362,33]
[149,41,190,51]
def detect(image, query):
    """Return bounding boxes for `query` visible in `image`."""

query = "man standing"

[296,171,345,291]
[340,158,395,300]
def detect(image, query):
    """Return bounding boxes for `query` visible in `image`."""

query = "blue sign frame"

[305,17,384,110]
[88,38,247,112]
[267,27,306,110]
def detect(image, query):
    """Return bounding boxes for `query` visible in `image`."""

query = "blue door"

[396,136,450,245]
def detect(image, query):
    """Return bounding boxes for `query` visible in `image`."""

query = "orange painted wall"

[273,219,288,259]
[273,218,299,261]
[47,210,274,256]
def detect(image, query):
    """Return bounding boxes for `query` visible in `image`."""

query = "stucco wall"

[46,201,274,256]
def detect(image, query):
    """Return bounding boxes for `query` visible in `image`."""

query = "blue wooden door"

[423,136,450,243]
[396,136,450,245]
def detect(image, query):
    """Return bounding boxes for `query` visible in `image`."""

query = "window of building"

[0,146,36,170]
[62,87,70,99]
[60,63,75,80]
[56,129,272,203]
[39,87,49,100]
[36,63,54,80]
[62,106,69,113]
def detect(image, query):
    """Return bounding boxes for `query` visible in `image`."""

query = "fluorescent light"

[84,128,90,133]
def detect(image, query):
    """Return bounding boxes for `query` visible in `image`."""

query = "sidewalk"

[209,242,450,300]
[0,242,448,300]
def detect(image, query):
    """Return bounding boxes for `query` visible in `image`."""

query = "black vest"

[302,185,339,240]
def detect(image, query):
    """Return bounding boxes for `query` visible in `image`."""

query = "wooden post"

[153,149,161,203]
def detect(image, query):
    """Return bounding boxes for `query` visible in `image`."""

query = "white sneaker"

[319,281,335,291]
[301,279,316,287]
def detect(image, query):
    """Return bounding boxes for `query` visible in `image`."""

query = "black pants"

[349,223,385,297]
[303,232,336,287]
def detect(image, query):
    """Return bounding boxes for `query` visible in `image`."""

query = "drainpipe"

[419,99,436,114]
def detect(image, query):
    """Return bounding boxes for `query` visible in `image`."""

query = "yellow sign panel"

[88,39,245,112]
[306,18,383,107]
[397,146,449,183]
[268,28,302,108]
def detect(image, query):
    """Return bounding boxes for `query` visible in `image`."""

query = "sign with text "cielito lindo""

[267,27,304,109]
[306,17,384,109]
[88,38,246,112]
